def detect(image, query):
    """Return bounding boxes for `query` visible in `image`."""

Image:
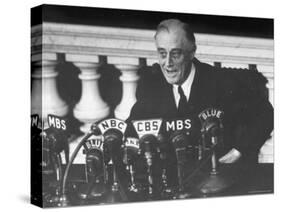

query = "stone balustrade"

[31,22,274,163]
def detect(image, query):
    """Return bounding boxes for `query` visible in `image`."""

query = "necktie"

[177,85,188,116]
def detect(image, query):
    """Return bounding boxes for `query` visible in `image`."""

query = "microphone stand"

[198,133,229,195]
[103,129,128,203]
[46,153,64,204]
[210,136,218,175]
[105,159,128,203]
[170,132,191,199]
[123,146,138,192]
[173,147,191,199]
[128,164,138,192]
[139,135,159,199]
[78,150,106,200]
[157,134,173,198]
[145,152,154,197]
[198,132,206,160]
[58,125,100,207]
[41,132,65,205]
[160,163,173,197]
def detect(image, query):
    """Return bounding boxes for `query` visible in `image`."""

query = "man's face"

[155,29,195,85]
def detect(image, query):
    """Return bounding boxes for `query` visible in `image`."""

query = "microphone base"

[43,181,64,206]
[173,191,191,199]
[160,186,175,199]
[77,182,107,200]
[105,190,124,203]
[128,183,141,193]
[57,194,70,207]
[197,172,231,195]
[171,186,192,199]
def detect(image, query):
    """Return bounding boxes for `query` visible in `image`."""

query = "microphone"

[199,108,224,149]
[157,134,175,197]
[86,149,104,174]
[103,128,123,165]
[139,134,158,166]
[201,117,221,141]
[95,118,129,202]
[59,123,102,207]
[170,131,190,153]
[131,119,163,198]
[139,134,159,197]
[200,117,223,174]
[169,131,192,198]
[123,137,140,192]
[46,128,69,163]
[78,148,106,200]
[123,137,139,167]
[102,127,128,203]
[197,109,229,194]
[40,128,70,206]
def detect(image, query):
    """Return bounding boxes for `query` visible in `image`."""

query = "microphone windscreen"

[202,117,221,136]
[170,131,190,150]
[103,128,123,152]
[86,149,103,174]
[139,134,158,154]
[169,131,193,165]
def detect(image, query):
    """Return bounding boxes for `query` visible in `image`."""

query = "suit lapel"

[188,60,217,114]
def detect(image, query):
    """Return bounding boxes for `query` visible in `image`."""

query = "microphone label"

[31,114,39,128]
[125,137,139,149]
[165,119,192,131]
[98,118,127,134]
[47,114,67,131]
[132,119,162,138]
[198,108,224,122]
[84,135,104,151]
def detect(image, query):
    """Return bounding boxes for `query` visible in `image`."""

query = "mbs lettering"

[165,119,191,131]
[48,115,66,130]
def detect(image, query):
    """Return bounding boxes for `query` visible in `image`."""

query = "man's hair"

[154,19,196,51]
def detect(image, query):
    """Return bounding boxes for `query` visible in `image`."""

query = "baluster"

[73,62,110,133]
[31,60,68,127]
[114,64,139,120]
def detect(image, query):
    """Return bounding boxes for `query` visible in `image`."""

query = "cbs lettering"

[136,121,159,132]
[132,119,162,137]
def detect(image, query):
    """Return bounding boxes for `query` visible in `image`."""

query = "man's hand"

[219,148,241,163]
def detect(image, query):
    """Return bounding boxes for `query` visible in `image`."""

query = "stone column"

[114,64,140,121]
[31,60,68,128]
[73,62,110,133]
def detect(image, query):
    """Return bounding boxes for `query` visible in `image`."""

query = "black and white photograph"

[29,2,274,209]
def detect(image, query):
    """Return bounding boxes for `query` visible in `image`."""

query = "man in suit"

[126,19,273,165]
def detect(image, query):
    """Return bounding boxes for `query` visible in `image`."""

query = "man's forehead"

[155,29,188,48]
[156,27,185,39]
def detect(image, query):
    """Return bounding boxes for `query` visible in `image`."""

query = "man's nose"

[165,53,173,67]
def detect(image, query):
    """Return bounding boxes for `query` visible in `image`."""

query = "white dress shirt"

[173,63,196,108]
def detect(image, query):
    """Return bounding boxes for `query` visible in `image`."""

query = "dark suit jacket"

[126,58,273,162]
